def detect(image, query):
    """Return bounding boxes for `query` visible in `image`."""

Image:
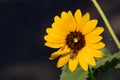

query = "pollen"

[74,38,78,43]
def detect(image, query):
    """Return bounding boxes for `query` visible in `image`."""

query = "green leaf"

[115,64,120,68]
[114,51,120,68]
[60,64,88,80]
[94,48,112,69]
[113,51,120,60]
[101,48,112,56]
[94,48,120,69]
[93,49,120,79]
[97,58,118,73]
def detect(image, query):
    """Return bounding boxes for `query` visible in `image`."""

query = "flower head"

[44,9,105,72]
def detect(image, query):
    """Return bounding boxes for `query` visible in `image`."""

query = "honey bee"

[70,50,78,59]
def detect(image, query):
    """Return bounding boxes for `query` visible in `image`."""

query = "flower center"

[66,31,85,51]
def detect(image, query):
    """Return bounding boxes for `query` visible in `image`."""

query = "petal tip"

[85,12,90,17]
[49,57,54,60]
[57,63,62,68]
[82,66,88,71]
[69,68,75,72]
[75,9,82,14]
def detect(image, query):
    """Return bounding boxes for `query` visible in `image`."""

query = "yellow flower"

[44,9,105,72]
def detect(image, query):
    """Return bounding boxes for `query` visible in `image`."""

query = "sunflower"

[44,9,105,72]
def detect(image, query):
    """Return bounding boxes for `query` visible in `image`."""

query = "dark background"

[0,0,120,80]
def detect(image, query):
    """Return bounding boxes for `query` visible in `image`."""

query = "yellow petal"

[91,50,104,58]
[49,57,55,60]
[74,9,82,23]
[61,11,76,32]
[44,35,66,44]
[61,11,69,25]
[77,12,90,32]
[46,28,64,36]
[53,16,69,35]
[67,11,76,31]
[86,42,105,49]
[85,47,104,58]
[57,54,70,68]
[49,51,65,60]
[87,27,104,36]
[69,58,78,72]
[49,45,70,60]
[46,27,67,37]
[82,19,98,35]
[74,9,82,31]
[46,28,52,34]
[85,35,103,43]
[78,50,88,71]
[83,48,96,66]
[45,42,65,48]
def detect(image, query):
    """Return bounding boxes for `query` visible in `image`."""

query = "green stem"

[89,66,95,80]
[91,0,120,49]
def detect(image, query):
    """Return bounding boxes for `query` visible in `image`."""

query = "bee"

[70,50,78,59]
